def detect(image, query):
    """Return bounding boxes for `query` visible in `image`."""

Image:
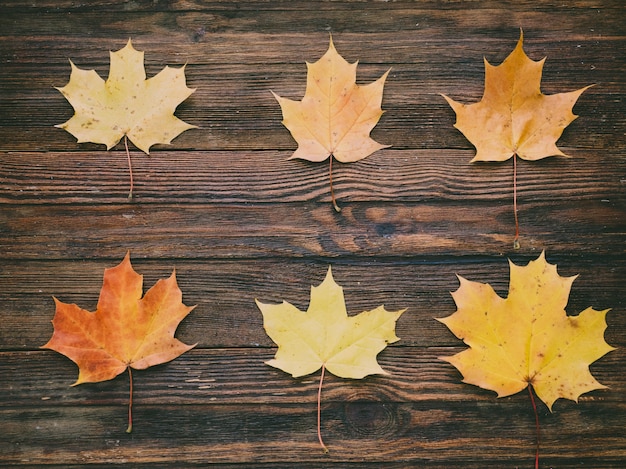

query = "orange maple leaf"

[272,37,390,211]
[42,253,196,432]
[438,252,614,467]
[441,31,592,247]
[442,31,591,162]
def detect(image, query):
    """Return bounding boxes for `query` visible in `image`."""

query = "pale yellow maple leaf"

[438,251,614,411]
[56,39,196,154]
[257,266,404,379]
[442,31,591,162]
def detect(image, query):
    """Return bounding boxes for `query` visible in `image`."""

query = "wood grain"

[1,0,624,467]
[1,350,624,466]
[2,257,625,349]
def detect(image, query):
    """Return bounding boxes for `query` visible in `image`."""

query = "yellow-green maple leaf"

[438,251,614,410]
[56,39,196,154]
[256,266,405,451]
[257,266,405,379]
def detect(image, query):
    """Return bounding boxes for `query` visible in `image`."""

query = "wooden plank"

[1,400,625,466]
[1,9,625,43]
[1,0,625,11]
[2,33,622,69]
[1,348,622,407]
[1,258,624,349]
[0,150,623,203]
[0,202,624,261]
[1,347,622,467]
[0,40,621,152]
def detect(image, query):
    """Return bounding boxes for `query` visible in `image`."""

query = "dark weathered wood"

[1,0,625,11]
[0,2,624,153]
[0,202,624,261]
[0,149,623,203]
[1,0,625,467]
[1,348,623,406]
[1,399,625,466]
[1,256,624,351]
[1,346,625,466]
[0,47,621,152]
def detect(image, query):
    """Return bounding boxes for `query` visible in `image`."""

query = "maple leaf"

[438,252,614,468]
[256,266,405,451]
[55,39,197,197]
[42,252,196,432]
[272,37,390,211]
[438,251,613,408]
[442,31,590,163]
[441,31,592,247]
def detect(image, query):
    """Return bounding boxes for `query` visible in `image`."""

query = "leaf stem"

[527,385,540,469]
[329,156,341,212]
[126,366,133,433]
[317,364,329,453]
[513,154,520,249]
[124,135,134,200]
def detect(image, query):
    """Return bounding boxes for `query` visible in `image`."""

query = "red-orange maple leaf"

[42,252,196,432]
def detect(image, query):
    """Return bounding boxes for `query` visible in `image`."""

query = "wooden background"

[1,1,624,467]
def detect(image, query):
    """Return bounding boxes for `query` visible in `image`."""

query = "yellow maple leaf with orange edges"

[256,266,405,451]
[42,253,196,432]
[55,39,196,197]
[438,251,614,410]
[442,31,591,162]
[272,37,390,211]
[441,31,592,247]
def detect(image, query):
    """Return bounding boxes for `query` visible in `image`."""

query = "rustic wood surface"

[1,1,624,467]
